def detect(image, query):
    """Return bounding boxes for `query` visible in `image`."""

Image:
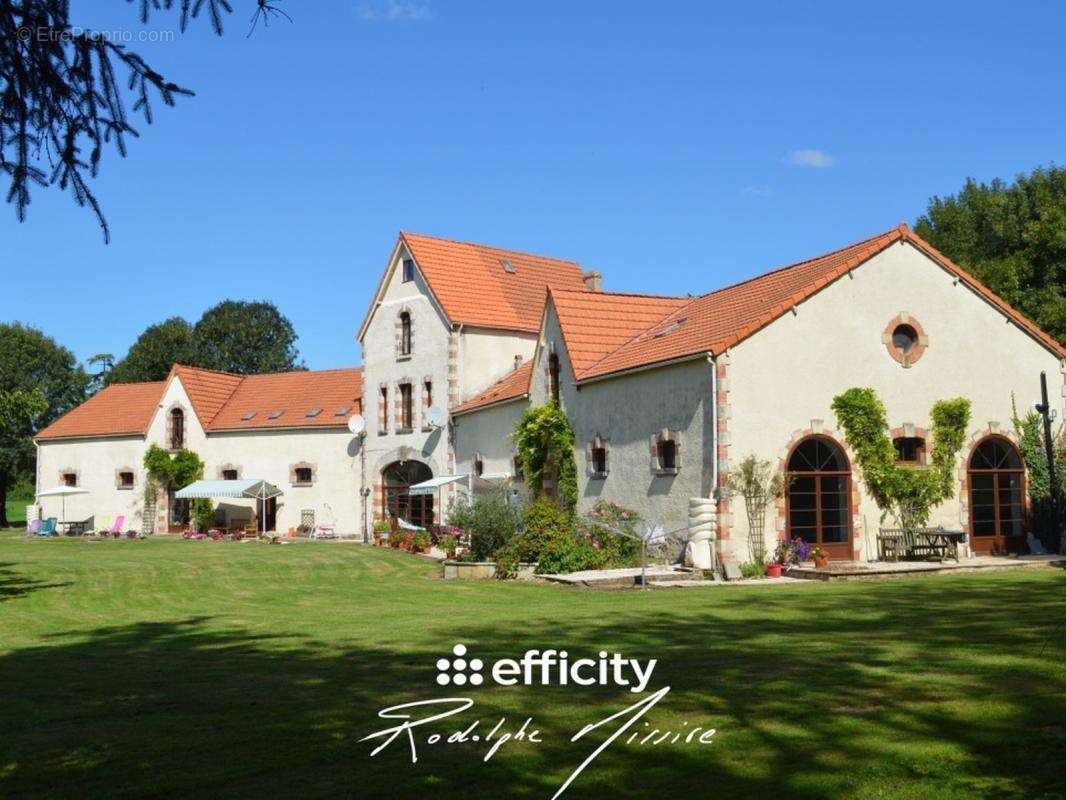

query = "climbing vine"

[143,445,204,489]
[831,387,970,531]
[513,401,578,514]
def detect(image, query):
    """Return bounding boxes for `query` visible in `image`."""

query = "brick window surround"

[882,312,928,367]
[60,469,79,487]
[649,429,681,475]
[890,424,930,466]
[586,434,610,479]
[115,469,135,490]
[218,464,242,481]
[290,462,316,487]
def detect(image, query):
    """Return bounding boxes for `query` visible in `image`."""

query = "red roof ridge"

[689,226,904,305]
[400,230,582,267]
[170,363,241,378]
[549,286,689,301]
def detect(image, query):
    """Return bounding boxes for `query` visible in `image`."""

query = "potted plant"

[810,545,829,569]
[372,519,390,546]
[412,531,431,553]
[769,537,811,576]
[438,533,458,559]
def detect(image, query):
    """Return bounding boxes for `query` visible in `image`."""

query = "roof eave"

[451,392,529,418]
[576,351,712,386]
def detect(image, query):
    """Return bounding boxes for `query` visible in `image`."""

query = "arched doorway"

[383,460,435,527]
[968,437,1025,554]
[786,436,852,559]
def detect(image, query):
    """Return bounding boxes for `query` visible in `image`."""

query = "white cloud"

[355,1,432,21]
[785,149,836,168]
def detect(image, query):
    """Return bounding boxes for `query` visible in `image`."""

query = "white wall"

[359,242,455,510]
[529,303,714,532]
[724,240,1064,562]
[36,436,148,528]
[204,428,364,536]
[453,400,525,478]
[35,375,367,537]
[460,328,537,402]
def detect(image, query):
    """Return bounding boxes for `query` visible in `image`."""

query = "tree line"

[0,300,301,526]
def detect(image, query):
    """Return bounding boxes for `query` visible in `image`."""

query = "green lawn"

[3,492,30,528]
[0,538,1062,799]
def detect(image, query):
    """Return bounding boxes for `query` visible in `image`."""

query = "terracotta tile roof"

[573,224,1065,382]
[208,368,364,431]
[452,360,533,416]
[35,381,166,440]
[171,365,244,426]
[400,232,588,332]
[36,367,364,440]
[549,289,690,377]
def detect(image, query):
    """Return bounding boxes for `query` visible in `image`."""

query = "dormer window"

[402,258,415,283]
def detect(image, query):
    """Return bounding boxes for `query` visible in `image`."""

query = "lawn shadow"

[0,573,1062,798]
[0,562,72,602]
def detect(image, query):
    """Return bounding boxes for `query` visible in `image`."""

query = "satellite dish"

[426,405,446,429]
[347,414,366,435]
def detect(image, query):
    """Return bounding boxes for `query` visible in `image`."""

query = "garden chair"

[107,516,125,538]
[36,518,57,537]
[92,514,112,537]
[24,519,41,537]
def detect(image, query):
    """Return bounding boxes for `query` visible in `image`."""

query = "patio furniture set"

[876,527,966,562]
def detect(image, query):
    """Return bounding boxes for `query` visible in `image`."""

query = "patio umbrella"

[36,485,90,524]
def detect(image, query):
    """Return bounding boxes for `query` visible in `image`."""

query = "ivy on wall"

[831,387,970,531]
[514,402,577,514]
[144,444,204,490]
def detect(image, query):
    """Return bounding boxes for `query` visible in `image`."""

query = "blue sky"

[6,0,1064,371]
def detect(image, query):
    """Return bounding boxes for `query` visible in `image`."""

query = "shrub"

[411,531,431,553]
[190,498,213,533]
[578,499,642,568]
[372,520,391,533]
[536,535,602,575]
[738,562,765,579]
[448,489,521,561]
[513,499,570,562]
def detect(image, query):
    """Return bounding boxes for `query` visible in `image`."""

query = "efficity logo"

[436,643,657,694]
[363,643,716,799]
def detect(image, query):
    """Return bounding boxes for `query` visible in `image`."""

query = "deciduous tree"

[915,166,1066,344]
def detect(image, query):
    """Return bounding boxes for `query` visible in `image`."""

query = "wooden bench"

[878,527,965,562]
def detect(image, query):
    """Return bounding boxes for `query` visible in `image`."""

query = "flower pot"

[814,556,829,569]
[766,564,782,578]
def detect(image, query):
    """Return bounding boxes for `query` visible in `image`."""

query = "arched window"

[968,437,1025,553]
[170,408,184,450]
[383,460,435,528]
[548,352,560,404]
[786,437,851,555]
[400,312,412,356]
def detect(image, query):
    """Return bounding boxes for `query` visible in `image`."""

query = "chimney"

[514,354,523,371]
[582,270,602,292]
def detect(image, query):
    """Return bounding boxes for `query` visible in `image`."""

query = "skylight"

[306,407,322,418]
[501,259,516,274]
[268,410,284,419]
[241,411,256,421]
[335,405,351,416]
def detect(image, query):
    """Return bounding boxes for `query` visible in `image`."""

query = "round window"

[883,314,927,366]
[891,324,918,354]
